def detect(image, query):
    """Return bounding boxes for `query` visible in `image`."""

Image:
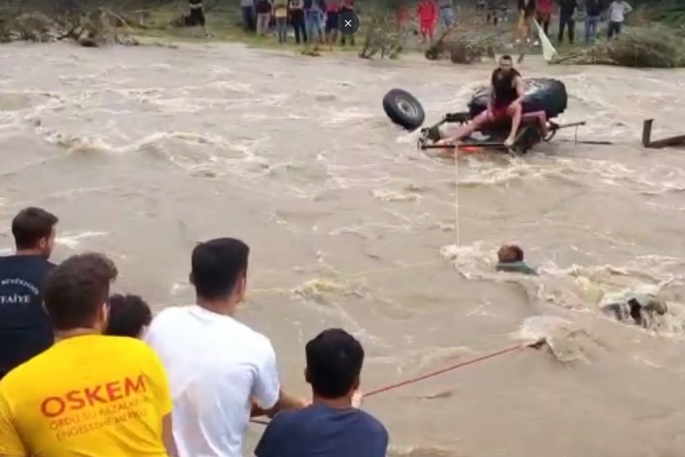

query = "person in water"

[496,244,538,276]
[601,294,667,329]
[439,55,534,148]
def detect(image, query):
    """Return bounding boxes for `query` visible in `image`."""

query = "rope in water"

[250,341,537,427]
[454,147,460,247]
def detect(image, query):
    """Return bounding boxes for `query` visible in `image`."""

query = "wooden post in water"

[642,119,653,148]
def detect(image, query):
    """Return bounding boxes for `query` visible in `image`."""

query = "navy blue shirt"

[255,403,389,457]
[0,255,55,380]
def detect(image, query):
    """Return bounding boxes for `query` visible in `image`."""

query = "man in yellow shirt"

[0,253,177,457]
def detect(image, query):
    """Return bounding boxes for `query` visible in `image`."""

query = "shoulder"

[357,410,389,438]
[103,335,159,360]
[147,306,193,334]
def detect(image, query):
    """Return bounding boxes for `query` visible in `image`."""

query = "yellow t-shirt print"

[0,335,172,457]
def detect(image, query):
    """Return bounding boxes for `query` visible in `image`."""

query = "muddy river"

[2,41,685,457]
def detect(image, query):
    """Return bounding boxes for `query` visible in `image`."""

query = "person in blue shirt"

[496,244,538,276]
[255,328,389,457]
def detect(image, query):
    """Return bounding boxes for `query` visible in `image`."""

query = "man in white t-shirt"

[607,0,632,39]
[145,238,307,457]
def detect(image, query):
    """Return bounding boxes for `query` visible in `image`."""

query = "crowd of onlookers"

[185,0,633,50]
[517,0,633,45]
[0,207,388,457]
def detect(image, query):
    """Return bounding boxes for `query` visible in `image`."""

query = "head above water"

[190,237,249,312]
[105,293,153,339]
[12,207,58,259]
[305,328,364,405]
[43,252,118,334]
[498,244,524,263]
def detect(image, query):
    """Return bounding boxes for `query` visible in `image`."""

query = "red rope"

[250,342,531,426]
[364,343,524,398]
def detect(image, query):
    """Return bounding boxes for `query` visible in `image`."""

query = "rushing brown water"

[3,41,685,457]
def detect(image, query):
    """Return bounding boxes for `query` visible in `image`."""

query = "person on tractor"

[438,55,549,148]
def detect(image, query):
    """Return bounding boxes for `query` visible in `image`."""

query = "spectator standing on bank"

[584,0,603,43]
[305,0,325,45]
[188,0,209,37]
[105,293,153,339]
[417,0,438,44]
[340,0,355,46]
[241,0,256,31]
[145,238,307,457]
[325,0,340,48]
[0,253,177,456]
[289,0,308,44]
[0,207,58,381]
[607,0,631,39]
[557,0,577,44]
[274,0,289,43]
[255,329,389,457]
[256,0,273,36]
[437,0,455,30]
[535,0,552,36]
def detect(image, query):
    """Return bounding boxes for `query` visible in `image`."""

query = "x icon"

[344,19,352,27]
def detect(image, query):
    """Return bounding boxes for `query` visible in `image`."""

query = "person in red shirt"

[417,0,437,44]
[535,0,553,36]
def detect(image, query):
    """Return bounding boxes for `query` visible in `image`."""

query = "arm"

[162,414,179,457]
[513,76,526,103]
[622,1,632,13]
[0,390,27,457]
[252,341,307,418]
[146,348,178,457]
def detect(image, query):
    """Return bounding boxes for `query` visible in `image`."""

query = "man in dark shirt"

[557,0,578,44]
[0,207,58,380]
[255,328,388,457]
[584,0,604,43]
[187,0,209,37]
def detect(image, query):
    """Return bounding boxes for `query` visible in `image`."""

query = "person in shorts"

[438,55,527,147]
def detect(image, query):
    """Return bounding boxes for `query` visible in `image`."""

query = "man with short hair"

[255,328,388,457]
[0,207,58,380]
[439,55,531,147]
[0,253,177,456]
[145,238,307,457]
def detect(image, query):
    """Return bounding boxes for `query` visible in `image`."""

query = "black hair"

[305,328,364,399]
[500,54,513,62]
[191,238,249,301]
[43,253,118,331]
[510,245,524,262]
[12,207,58,250]
[105,294,152,338]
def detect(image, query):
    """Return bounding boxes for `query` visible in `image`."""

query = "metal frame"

[417,112,587,155]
